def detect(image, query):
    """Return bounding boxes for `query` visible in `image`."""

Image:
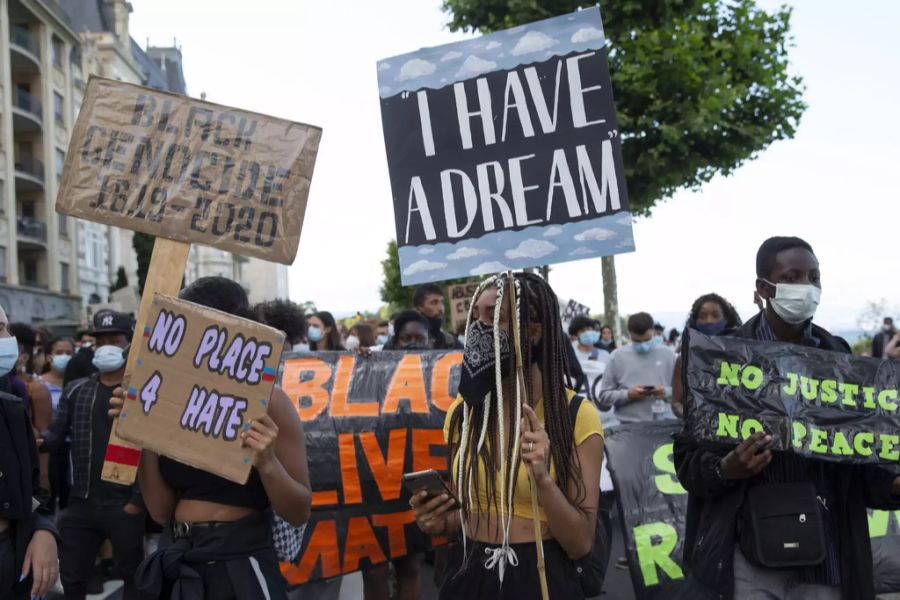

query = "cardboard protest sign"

[378,7,634,285]
[116,294,285,484]
[277,351,461,584]
[56,77,321,264]
[447,281,481,332]
[558,297,591,330]
[683,329,900,464]
[605,420,900,598]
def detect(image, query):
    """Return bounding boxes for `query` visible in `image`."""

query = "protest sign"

[378,7,634,285]
[447,281,481,332]
[116,294,285,484]
[683,329,900,464]
[57,77,322,264]
[277,350,461,585]
[558,297,591,331]
[605,421,900,598]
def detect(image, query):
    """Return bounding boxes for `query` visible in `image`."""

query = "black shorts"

[439,538,584,600]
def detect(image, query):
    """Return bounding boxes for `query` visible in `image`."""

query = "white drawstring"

[483,544,519,583]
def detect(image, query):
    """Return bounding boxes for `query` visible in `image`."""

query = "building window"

[0,247,6,283]
[86,228,104,270]
[60,262,69,293]
[54,93,64,125]
[58,213,68,237]
[55,149,65,180]
[52,36,64,68]
[23,259,38,286]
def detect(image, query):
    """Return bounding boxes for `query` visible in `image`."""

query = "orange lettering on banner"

[412,428,446,473]
[383,355,429,414]
[283,358,331,421]
[312,490,339,506]
[360,429,407,501]
[281,519,341,584]
[343,516,387,572]
[331,355,380,417]
[431,353,462,412]
[339,433,363,504]
[372,510,416,558]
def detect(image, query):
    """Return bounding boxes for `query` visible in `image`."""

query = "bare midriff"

[466,512,553,544]
[172,499,254,524]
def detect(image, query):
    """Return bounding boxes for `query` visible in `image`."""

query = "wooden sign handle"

[102,238,191,485]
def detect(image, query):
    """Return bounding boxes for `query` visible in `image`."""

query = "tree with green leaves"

[109,266,128,293]
[132,232,155,294]
[443,0,806,336]
[380,240,471,319]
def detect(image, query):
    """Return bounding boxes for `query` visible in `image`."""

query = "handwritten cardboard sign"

[117,294,286,483]
[447,281,481,332]
[56,77,321,264]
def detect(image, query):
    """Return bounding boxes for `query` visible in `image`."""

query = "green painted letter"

[717,361,741,387]
[792,422,807,449]
[741,419,763,439]
[854,432,874,457]
[633,522,685,586]
[716,413,740,439]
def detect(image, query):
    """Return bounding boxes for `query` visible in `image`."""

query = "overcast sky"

[128,0,900,333]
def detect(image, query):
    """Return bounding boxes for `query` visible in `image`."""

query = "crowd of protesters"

[2,235,900,600]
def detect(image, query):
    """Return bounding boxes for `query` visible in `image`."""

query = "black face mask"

[457,320,512,408]
[426,315,443,333]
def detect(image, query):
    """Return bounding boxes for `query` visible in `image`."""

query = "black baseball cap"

[92,309,135,337]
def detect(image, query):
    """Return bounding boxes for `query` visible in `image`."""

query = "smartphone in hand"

[402,469,460,509]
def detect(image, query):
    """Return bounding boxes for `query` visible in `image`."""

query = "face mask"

[399,341,427,351]
[292,343,310,353]
[51,354,72,372]
[578,331,600,346]
[763,280,821,325]
[598,338,613,347]
[92,344,125,373]
[695,320,727,336]
[634,338,657,354]
[458,320,512,408]
[0,337,19,375]
[426,315,443,332]
[307,326,323,342]
[345,335,360,351]
[376,335,389,346]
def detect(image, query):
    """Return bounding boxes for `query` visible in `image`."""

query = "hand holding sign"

[718,431,773,479]
[240,415,280,472]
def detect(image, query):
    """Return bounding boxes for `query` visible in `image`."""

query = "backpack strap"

[589,347,600,361]
[568,394,585,429]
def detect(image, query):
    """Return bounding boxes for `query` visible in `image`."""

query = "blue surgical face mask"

[0,336,19,375]
[51,354,72,372]
[578,331,601,346]
[376,334,389,346]
[307,326,323,342]
[292,343,310,353]
[695,320,727,336]
[92,344,125,373]
[634,338,656,354]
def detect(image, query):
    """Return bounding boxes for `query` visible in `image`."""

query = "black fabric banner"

[605,421,900,597]
[683,329,900,464]
[277,351,460,585]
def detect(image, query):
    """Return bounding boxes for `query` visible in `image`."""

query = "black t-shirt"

[88,382,130,502]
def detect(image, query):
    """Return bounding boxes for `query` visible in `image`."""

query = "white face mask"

[0,336,19,374]
[292,342,310,353]
[92,344,126,373]
[345,335,360,351]
[763,280,821,324]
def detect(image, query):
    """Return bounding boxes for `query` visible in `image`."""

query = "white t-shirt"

[571,342,616,491]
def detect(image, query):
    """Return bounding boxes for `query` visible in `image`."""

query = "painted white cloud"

[616,214,634,226]
[574,228,616,242]
[512,31,556,56]
[447,246,488,260]
[403,259,447,276]
[397,58,436,81]
[456,55,498,78]
[542,225,563,237]
[418,247,435,255]
[377,62,391,72]
[379,86,391,95]
[440,50,463,62]
[471,261,509,275]
[570,247,595,256]
[485,41,502,50]
[505,239,558,260]
[571,27,604,44]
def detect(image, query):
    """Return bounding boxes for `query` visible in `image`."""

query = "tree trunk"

[539,265,550,281]
[601,255,620,339]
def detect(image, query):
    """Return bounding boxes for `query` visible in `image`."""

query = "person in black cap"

[40,309,146,600]
[0,302,60,600]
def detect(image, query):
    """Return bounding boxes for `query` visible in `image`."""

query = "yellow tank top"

[443,390,603,522]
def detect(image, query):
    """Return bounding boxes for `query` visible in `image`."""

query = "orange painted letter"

[412,428,447,473]
[372,510,416,558]
[339,433,362,504]
[383,355,428,414]
[343,517,387,572]
[359,429,407,501]
[282,358,332,421]
[431,353,462,412]
[281,519,340,584]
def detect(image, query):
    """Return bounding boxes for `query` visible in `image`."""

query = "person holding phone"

[410,273,604,599]
[596,312,676,423]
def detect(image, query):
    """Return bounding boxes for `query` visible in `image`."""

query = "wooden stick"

[507,271,550,600]
[101,238,191,484]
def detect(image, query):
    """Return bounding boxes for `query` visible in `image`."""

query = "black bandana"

[457,320,512,408]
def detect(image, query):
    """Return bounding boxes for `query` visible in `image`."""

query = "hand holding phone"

[403,469,459,509]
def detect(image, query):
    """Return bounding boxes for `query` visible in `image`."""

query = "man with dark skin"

[675,237,900,600]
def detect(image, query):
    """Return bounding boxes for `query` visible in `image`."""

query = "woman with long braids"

[410,272,604,599]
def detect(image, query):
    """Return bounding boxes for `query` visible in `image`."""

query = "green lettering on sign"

[716,413,739,439]
[740,418,763,439]
[791,421,807,449]
[868,510,900,538]
[652,443,686,495]
[741,365,764,390]
[633,522,684,586]
[717,361,741,387]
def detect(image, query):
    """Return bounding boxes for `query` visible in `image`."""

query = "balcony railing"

[17,216,47,242]
[14,155,44,181]
[13,88,42,120]
[10,27,40,60]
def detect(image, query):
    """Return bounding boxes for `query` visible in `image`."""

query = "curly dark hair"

[686,293,743,330]
[253,299,307,345]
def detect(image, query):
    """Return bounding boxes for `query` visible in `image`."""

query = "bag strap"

[568,394,584,429]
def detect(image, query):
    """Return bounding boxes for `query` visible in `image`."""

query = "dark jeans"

[0,530,19,600]
[57,498,146,600]
[49,442,71,512]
